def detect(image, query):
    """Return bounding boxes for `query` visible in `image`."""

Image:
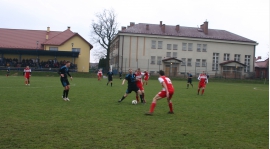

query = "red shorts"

[25,76,30,79]
[198,83,206,88]
[158,90,174,99]
[144,77,149,81]
[136,83,144,91]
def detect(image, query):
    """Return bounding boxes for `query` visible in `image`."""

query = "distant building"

[255,57,269,79]
[110,21,258,77]
[0,27,93,72]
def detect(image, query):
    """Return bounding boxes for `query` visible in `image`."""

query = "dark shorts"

[60,78,70,87]
[108,77,113,81]
[126,85,139,94]
[187,79,192,83]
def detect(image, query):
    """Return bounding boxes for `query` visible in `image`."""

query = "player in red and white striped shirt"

[97,69,103,81]
[143,70,149,85]
[145,70,174,115]
[134,68,146,103]
[24,66,31,85]
[197,71,208,95]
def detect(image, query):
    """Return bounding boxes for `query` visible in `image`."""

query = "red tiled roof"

[119,23,257,43]
[255,58,269,68]
[219,60,246,66]
[0,28,93,50]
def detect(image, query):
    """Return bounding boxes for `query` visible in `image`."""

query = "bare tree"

[91,9,118,70]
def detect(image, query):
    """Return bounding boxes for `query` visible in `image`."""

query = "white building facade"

[110,21,257,78]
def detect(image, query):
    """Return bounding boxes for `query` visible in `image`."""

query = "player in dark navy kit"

[118,69,143,102]
[59,61,73,101]
[186,71,193,89]
[107,69,113,87]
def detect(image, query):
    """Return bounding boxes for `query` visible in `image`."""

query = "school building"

[110,21,258,78]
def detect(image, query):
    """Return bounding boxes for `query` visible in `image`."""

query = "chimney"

[175,25,180,32]
[47,27,50,32]
[256,56,262,61]
[130,22,135,27]
[162,24,165,33]
[67,26,70,30]
[203,21,208,35]
[160,21,162,26]
[121,26,126,31]
[146,24,149,30]
[200,24,204,29]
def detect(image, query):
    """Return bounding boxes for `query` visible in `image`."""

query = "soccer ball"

[132,100,137,105]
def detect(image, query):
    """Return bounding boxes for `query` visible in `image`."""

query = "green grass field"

[0,75,268,148]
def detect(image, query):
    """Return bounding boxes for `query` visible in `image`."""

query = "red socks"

[201,89,205,95]
[149,102,156,113]
[136,95,139,102]
[169,103,173,112]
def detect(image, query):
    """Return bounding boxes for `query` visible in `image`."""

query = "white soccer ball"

[132,100,137,105]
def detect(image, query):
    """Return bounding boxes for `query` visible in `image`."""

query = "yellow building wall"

[44,35,91,72]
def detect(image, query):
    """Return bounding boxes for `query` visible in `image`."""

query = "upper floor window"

[197,44,201,52]
[202,59,206,67]
[224,53,230,61]
[187,58,192,66]
[151,40,156,49]
[49,47,58,51]
[188,43,193,51]
[234,54,240,62]
[202,44,207,52]
[173,44,178,50]
[182,43,187,51]
[158,41,163,49]
[167,44,171,50]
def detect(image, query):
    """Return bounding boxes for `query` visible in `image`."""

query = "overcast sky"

[1,0,269,62]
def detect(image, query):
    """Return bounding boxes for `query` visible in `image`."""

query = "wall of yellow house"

[45,35,90,72]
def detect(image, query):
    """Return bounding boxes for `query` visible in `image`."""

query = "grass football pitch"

[0,75,268,148]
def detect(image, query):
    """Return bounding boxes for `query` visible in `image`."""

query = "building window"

[173,52,177,58]
[188,43,193,51]
[173,44,178,50]
[234,54,240,61]
[158,41,163,49]
[187,58,192,66]
[202,59,206,67]
[151,56,156,64]
[49,47,58,51]
[197,44,201,52]
[157,56,162,65]
[72,48,80,53]
[167,44,171,50]
[202,44,207,52]
[166,52,171,57]
[212,53,219,70]
[196,59,201,67]
[181,58,186,66]
[182,43,187,51]
[244,55,251,72]
[151,40,156,49]
[224,53,230,61]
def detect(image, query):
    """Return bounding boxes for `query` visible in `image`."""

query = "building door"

[165,65,170,76]
[172,67,177,76]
